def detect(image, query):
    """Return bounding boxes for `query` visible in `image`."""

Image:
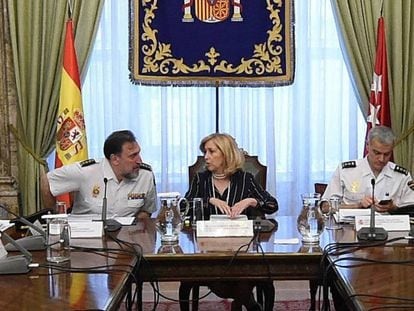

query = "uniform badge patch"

[128,193,145,200]
[92,185,100,198]
[350,181,360,193]
[80,159,96,167]
[342,161,356,169]
[394,165,408,176]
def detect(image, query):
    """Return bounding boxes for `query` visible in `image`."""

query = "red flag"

[367,17,391,127]
[54,19,88,206]
[364,17,391,156]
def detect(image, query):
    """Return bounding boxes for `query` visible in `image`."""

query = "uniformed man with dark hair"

[41,130,157,218]
[323,125,414,212]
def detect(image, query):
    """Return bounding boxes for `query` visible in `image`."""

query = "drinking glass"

[325,198,342,230]
[46,202,70,263]
[192,198,204,227]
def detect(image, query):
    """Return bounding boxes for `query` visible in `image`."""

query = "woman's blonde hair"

[199,133,245,176]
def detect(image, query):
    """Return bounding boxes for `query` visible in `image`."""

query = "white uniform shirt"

[323,158,414,207]
[47,158,157,217]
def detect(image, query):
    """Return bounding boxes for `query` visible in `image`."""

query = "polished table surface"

[3,215,404,310]
[133,216,342,282]
[329,231,414,311]
[0,227,137,310]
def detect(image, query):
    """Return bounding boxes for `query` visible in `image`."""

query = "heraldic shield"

[195,0,230,23]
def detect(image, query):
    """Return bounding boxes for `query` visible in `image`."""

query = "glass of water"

[325,198,342,230]
[192,198,204,227]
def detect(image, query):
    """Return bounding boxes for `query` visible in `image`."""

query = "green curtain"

[331,0,414,172]
[7,0,103,215]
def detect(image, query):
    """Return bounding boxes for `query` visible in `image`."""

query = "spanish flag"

[55,18,88,206]
[57,16,89,309]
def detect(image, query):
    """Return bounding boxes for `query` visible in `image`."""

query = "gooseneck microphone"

[0,232,32,274]
[0,230,32,274]
[357,178,388,241]
[101,178,121,232]
[0,203,47,251]
[102,178,108,223]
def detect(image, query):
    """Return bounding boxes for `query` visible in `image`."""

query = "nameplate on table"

[69,221,103,238]
[196,218,253,237]
[337,208,381,223]
[355,214,410,231]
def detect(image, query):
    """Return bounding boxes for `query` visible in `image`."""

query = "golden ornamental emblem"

[92,185,100,198]
[350,181,359,193]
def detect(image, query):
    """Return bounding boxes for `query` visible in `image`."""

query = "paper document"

[355,214,410,231]
[0,220,14,232]
[70,221,103,238]
[337,208,380,223]
[114,217,135,225]
[209,214,248,221]
[68,214,101,222]
[274,238,300,244]
[196,219,253,237]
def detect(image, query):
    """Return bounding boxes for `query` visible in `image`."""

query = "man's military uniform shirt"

[47,158,157,217]
[323,157,414,207]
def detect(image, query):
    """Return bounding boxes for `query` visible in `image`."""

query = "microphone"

[357,178,388,241]
[0,203,47,251]
[101,178,121,232]
[253,217,278,233]
[0,230,32,274]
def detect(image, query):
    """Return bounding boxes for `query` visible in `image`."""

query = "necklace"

[211,177,231,205]
[212,172,226,180]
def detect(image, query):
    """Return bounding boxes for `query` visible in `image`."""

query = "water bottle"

[46,214,70,263]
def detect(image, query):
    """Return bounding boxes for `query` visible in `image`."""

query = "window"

[83,0,365,215]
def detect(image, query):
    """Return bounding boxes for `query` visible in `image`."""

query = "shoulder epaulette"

[139,163,152,171]
[342,161,356,169]
[80,159,96,167]
[394,165,408,176]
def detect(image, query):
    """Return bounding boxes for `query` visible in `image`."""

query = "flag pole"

[67,0,73,19]
[215,81,219,133]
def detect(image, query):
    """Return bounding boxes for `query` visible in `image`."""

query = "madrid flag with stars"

[55,18,88,205]
[364,16,391,155]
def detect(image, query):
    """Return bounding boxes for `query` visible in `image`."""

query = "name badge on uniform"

[127,193,145,208]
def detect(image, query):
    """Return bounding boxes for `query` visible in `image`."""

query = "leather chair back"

[189,152,267,189]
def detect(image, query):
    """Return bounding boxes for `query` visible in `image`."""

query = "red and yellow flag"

[55,18,88,206]
[56,17,89,309]
[364,16,391,156]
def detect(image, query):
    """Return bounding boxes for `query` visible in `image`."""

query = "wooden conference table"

[329,231,414,311]
[0,224,137,310]
[0,216,333,310]
[2,215,411,310]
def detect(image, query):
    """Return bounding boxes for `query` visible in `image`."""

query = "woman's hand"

[209,197,232,215]
[230,198,257,218]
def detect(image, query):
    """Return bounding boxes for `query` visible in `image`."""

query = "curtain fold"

[330,0,380,117]
[7,0,103,215]
[331,0,414,171]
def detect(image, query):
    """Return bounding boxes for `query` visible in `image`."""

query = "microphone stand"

[0,203,47,251]
[101,178,121,232]
[0,231,32,274]
[357,178,388,241]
